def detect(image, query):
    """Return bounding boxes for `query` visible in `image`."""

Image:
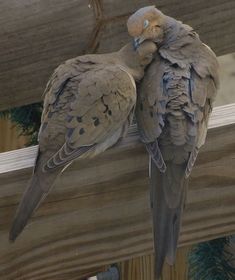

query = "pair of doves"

[9,6,219,279]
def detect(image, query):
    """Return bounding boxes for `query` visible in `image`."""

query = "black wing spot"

[150,111,154,118]
[103,104,109,113]
[77,116,82,122]
[108,110,112,116]
[172,63,178,68]
[79,128,85,135]
[93,117,100,126]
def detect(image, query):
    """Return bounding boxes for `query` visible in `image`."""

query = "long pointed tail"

[150,158,187,279]
[9,161,61,242]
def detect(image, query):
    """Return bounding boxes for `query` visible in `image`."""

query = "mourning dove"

[127,6,219,278]
[9,39,157,241]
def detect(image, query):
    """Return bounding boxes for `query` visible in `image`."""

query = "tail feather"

[150,158,187,279]
[9,160,61,242]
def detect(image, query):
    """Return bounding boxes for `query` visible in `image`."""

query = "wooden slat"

[161,247,189,280]
[116,248,189,280]
[0,119,28,153]
[0,103,235,280]
[0,0,235,110]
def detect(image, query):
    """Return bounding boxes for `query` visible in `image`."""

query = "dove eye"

[143,19,149,29]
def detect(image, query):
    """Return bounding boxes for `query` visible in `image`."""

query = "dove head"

[118,40,157,81]
[127,6,167,48]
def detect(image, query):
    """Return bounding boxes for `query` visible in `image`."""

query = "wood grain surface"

[116,248,189,280]
[0,104,235,280]
[0,119,28,153]
[0,0,235,110]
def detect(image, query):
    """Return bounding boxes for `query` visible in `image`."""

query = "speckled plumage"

[128,6,219,278]
[9,41,157,242]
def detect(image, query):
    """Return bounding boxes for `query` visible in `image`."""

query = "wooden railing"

[0,104,235,280]
[0,1,235,279]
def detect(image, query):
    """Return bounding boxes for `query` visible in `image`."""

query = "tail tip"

[9,232,16,243]
[9,224,19,243]
[155,268,163,280]
[155,258,164,280]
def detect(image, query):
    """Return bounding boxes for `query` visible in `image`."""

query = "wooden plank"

[0,104,235,280]
[0,0,235,110]
[116,248,190,280]
[161,247,189,280]
[0,119,28,153]
[117,254,155,280]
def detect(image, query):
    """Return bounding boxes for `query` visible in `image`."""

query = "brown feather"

[9,41,157,241]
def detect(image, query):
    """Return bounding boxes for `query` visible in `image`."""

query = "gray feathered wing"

[9,62,136,241]
[136,46,218,278]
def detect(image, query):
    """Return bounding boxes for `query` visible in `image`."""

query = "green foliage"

[0,103,42,146]
[188,236,235,280]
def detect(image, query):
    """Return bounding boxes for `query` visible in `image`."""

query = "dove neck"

[161,16,191,46]
[116,42,156,81]
[77,42,155,81]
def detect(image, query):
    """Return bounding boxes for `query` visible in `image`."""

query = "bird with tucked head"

[127,6,219,279]
[127,6,166,49]
[9,21,158,242]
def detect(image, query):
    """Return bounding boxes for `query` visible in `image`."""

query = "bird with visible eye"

[127,5,219,279]
[143,19,149,29]
[128,6,165,49]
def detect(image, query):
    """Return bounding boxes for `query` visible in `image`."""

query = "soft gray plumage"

[9,40,157,242]
[128,6,219,278]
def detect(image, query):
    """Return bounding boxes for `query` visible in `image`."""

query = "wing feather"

[42,65,136,170]
[136,38,219,277]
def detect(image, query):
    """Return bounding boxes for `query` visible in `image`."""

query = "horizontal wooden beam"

[0,103,235,280]
[1,0,235,111]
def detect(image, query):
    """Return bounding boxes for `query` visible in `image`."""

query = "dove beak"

[133,36,146,50]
